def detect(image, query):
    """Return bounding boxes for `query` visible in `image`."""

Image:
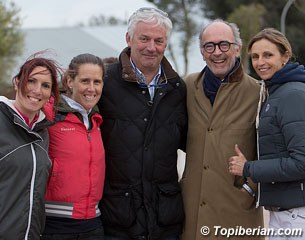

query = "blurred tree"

[88,15,126,26]
[294,0,305,13]
[0,1,24,95]
[77,15,126,27]
[227,3,266,71]
[147,0,200,76]
[200,0,246,20]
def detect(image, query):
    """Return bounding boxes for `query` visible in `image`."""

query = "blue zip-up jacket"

[244,63,305,209]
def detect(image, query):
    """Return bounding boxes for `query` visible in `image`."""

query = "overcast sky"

[6,0,204,74]
[8,0,155,28]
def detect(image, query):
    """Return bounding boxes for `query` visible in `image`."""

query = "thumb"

[234,144,244,157]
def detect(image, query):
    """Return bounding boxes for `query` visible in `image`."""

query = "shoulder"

[183,71,204,91]
[0,103,12,125]
[42,99,55,121]
[173,76,186,89]
[282,81,305,92]
[235,74,261,98]
[277,83,305,106]
[184,72,202,81]
[275,83,305,116]
[242,74,261,87]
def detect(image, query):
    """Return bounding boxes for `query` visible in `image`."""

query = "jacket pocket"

[101,185,136,228]
[156,182,185,226]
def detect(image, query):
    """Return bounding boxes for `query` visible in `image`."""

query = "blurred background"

[1,0,304,97]
[2,1,302,231]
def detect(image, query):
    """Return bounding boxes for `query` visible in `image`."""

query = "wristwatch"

[242,183,256,198]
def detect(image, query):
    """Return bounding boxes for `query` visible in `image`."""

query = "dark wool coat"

[98,48,187,239]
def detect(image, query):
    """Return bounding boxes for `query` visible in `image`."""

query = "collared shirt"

[130,59,162,100]
[14,105,39,129]
[61,94,91,129]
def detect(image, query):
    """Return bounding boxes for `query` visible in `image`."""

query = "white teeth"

[84,95,95,100]
[29,97,40,102]
[213,59,225,63]
[259,68,268,72]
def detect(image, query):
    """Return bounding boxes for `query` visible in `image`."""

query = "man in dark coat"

[98,7,187,240]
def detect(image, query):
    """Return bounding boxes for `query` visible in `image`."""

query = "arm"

[229,144,255,197]
[245,90,305,183]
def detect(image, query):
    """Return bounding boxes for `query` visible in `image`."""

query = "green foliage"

[143,0,305,74]
[202,0,249,19]
[295,0,305,14]
[148,0,199,32]
[228,4,266,71]
[0,1,24,92]
[147,0,201,75]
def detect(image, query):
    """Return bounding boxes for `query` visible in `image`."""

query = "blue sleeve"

[248,89,305,183]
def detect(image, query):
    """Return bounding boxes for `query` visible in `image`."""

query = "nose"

[146,39,157,51]
[32,83,43,95]
[213,44,222,54]
[257,56,265,65]
[87,81,95,91]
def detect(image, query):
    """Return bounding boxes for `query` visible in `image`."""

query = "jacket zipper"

[87,130,91,141]
[24,144,37,240]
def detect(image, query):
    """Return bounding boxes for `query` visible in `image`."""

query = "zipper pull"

[301,182,304,191]
[87,131,91,141]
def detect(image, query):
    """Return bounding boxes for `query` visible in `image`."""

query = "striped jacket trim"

[45,201,101,218]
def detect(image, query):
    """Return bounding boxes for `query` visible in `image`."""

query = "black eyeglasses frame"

[201,41,238,54]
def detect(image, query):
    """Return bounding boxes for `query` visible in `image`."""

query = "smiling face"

[200,22,241,79]
[250,38,289,80]
[126,21,167,76]
[14,66,52,121]
[67,63,103,111]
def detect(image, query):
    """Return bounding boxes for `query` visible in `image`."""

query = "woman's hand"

[228,144,246,176]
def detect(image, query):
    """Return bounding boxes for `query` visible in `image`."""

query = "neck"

[13,104,38,126]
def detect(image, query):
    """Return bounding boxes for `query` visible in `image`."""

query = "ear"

[66,76,73,89]
[13,78,19,91]
[282,51,290,64]
[200,48,206,61]
[235,45,242,58]
[126,32,131,47]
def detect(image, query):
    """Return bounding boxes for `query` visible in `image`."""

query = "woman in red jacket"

[42,53,105,240]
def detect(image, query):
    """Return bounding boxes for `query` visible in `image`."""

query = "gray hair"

[199,19,242,48]
[127,7,173,40]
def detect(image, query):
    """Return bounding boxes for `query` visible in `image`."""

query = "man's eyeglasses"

[201,41,238,54]
[136,7,168,17]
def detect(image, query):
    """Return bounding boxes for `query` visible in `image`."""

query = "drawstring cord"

[255,80,267,207]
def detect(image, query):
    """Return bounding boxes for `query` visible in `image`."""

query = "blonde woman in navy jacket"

[42,54,106,240]
[229,28,305,239]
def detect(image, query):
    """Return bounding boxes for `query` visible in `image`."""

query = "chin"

[259,75,270,81]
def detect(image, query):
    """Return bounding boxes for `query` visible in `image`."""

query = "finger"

[234,144,243,157]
